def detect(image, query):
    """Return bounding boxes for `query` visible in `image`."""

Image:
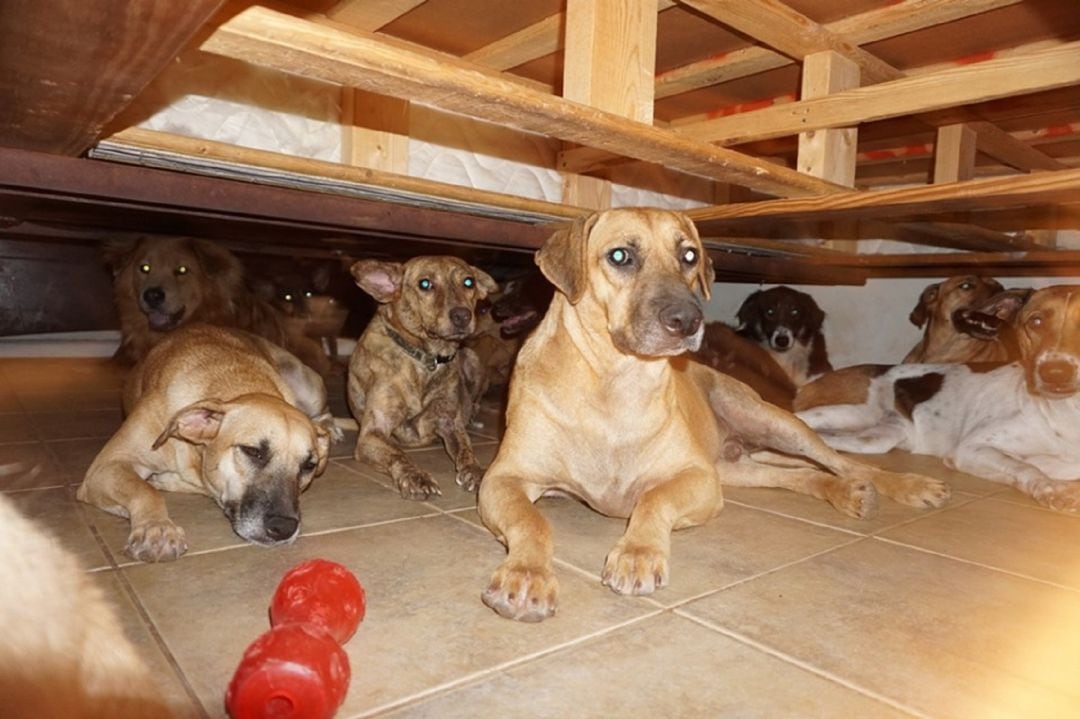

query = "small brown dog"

[348,256,497,499]
[104,235,330,374]
[904,274,1010,363]
[77,324,337,562]
[0,494,174,719]
[691,321,797,409]
[478,208,948,622]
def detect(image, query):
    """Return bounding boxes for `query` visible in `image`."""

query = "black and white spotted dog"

[736,286,832,386]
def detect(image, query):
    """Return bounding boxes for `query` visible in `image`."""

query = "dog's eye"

[304,290,313,298]
[238,445,266,462]
[1027,314,1044,329]
[960,281,974,290]
[300,455,317,474]
[765,308,776,318]
[790,309,801,318]
[175,265,189,276]
[463,277,475,289]
[139,263,151,274]
[418,278,433,291]
[283,292,294,302]
[607,247,633,267]
[680,248,698,266]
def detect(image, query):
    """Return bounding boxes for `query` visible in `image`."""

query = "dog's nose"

[1038,360,1076,386]
[142,287,165,308]
[773,334,792,350]
[263,514,299,541]
[449,307,472,329]
[659,303,703,338]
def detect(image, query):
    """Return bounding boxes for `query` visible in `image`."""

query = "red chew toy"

[226,560,366,719]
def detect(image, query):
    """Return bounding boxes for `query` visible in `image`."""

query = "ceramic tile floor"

[2,356,1080,718]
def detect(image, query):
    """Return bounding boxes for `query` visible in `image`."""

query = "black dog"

[736,286,832,386]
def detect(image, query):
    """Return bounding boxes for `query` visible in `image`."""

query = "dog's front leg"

[477,473,557,622]
[952,444,1080,513]
[603,467,722,596]
[355,406,442,499]
[77,460,188,562]
[435,415,484,492]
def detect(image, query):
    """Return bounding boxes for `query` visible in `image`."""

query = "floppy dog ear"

[470,267,499,299]
[736,290,763,329]
[350,259,403,303]
[314,424,332,476]
[190,239,243,279]
[909,282,940,328]
[678,214,713,300]
[535,213,599,305]
[152,400,227,449]
[805,297,826,335]
[100,236,141,277]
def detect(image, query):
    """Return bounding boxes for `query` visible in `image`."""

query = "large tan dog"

[348,256,497,499]
[904,274,1010,363]
[77,324,337,562]
[105,235,330,375]
[0,494,173,718]
[477,208,949,622]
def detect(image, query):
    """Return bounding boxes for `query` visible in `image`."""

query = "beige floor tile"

[6,486,112,570]
[28,408,124,440]
[881,496,1080,590]
[121,515,655,717]
[680,538,1080,719]
[45,436,109,480]
[457,497,860,606]
[86,462,442,563]
[382,612,911,719]
[0,441,65,490]
[91,569,204,718]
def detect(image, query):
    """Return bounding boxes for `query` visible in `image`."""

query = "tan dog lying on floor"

[348,256,497,499]
[0,494,174,719]
[904,274,1010,363]
[477,208,949,622]
[77,324,337,562]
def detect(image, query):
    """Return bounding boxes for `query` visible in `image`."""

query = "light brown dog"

[0,494,174,719]
[105,235,330,375]
[348,256,497,499]
[77,324,337,562]
[904,274,1010,363]
[477,208,949,622]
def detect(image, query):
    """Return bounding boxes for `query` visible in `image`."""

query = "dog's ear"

[535,213,599,304]
[314,424,331,476]
[152,400,227,449]
[350,259,403,303]
[736,290,763,329]
[909,282,940,328]
[805,297,826,334]
[100,236,141,276]
[190,239,243,279]
[310,263,332,293]
[677,214,713,300]
[470,267,499,299]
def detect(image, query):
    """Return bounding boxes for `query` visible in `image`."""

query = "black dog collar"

[385,325,454,371]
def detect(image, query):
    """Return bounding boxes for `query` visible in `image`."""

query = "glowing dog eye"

[681,248,698,265]
[418,278,432,291]
[139,263,151,274]
[960,281,974,290]
[463,277,475,289]
[283,293,294,302]
[304,291,313,298]
[176,265,188,276]
[607,248,632,267]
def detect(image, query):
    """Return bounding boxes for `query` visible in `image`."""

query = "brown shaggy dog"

[104,236,329,375]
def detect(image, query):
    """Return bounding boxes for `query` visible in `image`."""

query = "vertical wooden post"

[340,87,410,173]
[798,50,859,251]
[932,123,977,183]
[561,0,658,209]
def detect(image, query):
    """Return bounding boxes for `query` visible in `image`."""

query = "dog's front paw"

[482,561,558,622]
[456,464,484,493]
[602,542,669,596]
[126,520,188,562]
[1029,480,1080,514]
[396,467,442,500]
[882,471,951,509]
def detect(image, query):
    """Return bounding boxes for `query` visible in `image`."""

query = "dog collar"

[385,325,455,371]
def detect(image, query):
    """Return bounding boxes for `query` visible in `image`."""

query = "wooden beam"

[677,41,1080,146]
[201,4,839,198]
[327,0,426,31]
[340,88,410,173]
[0,0,226,155]
[656,0,1022,98]
[688,167,1080,228]
[965,121,1067,172]
[798,51,859,187]
[933,124,977,184]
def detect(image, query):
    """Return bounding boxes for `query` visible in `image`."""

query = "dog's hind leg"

[723,454,878,519]
[602,466,723,596]
[477,473,558,622]
[701,366,950,510]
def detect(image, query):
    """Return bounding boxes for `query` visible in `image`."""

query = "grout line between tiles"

[722,498,869,536]
[870,535,1080,595]
[676,611,930,719]
[349,609,667,718]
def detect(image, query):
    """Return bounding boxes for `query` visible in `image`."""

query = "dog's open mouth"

[498,309,539,339]
[144,306,186,331]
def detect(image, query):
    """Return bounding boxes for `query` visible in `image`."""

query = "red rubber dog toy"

[226,560,366,719]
